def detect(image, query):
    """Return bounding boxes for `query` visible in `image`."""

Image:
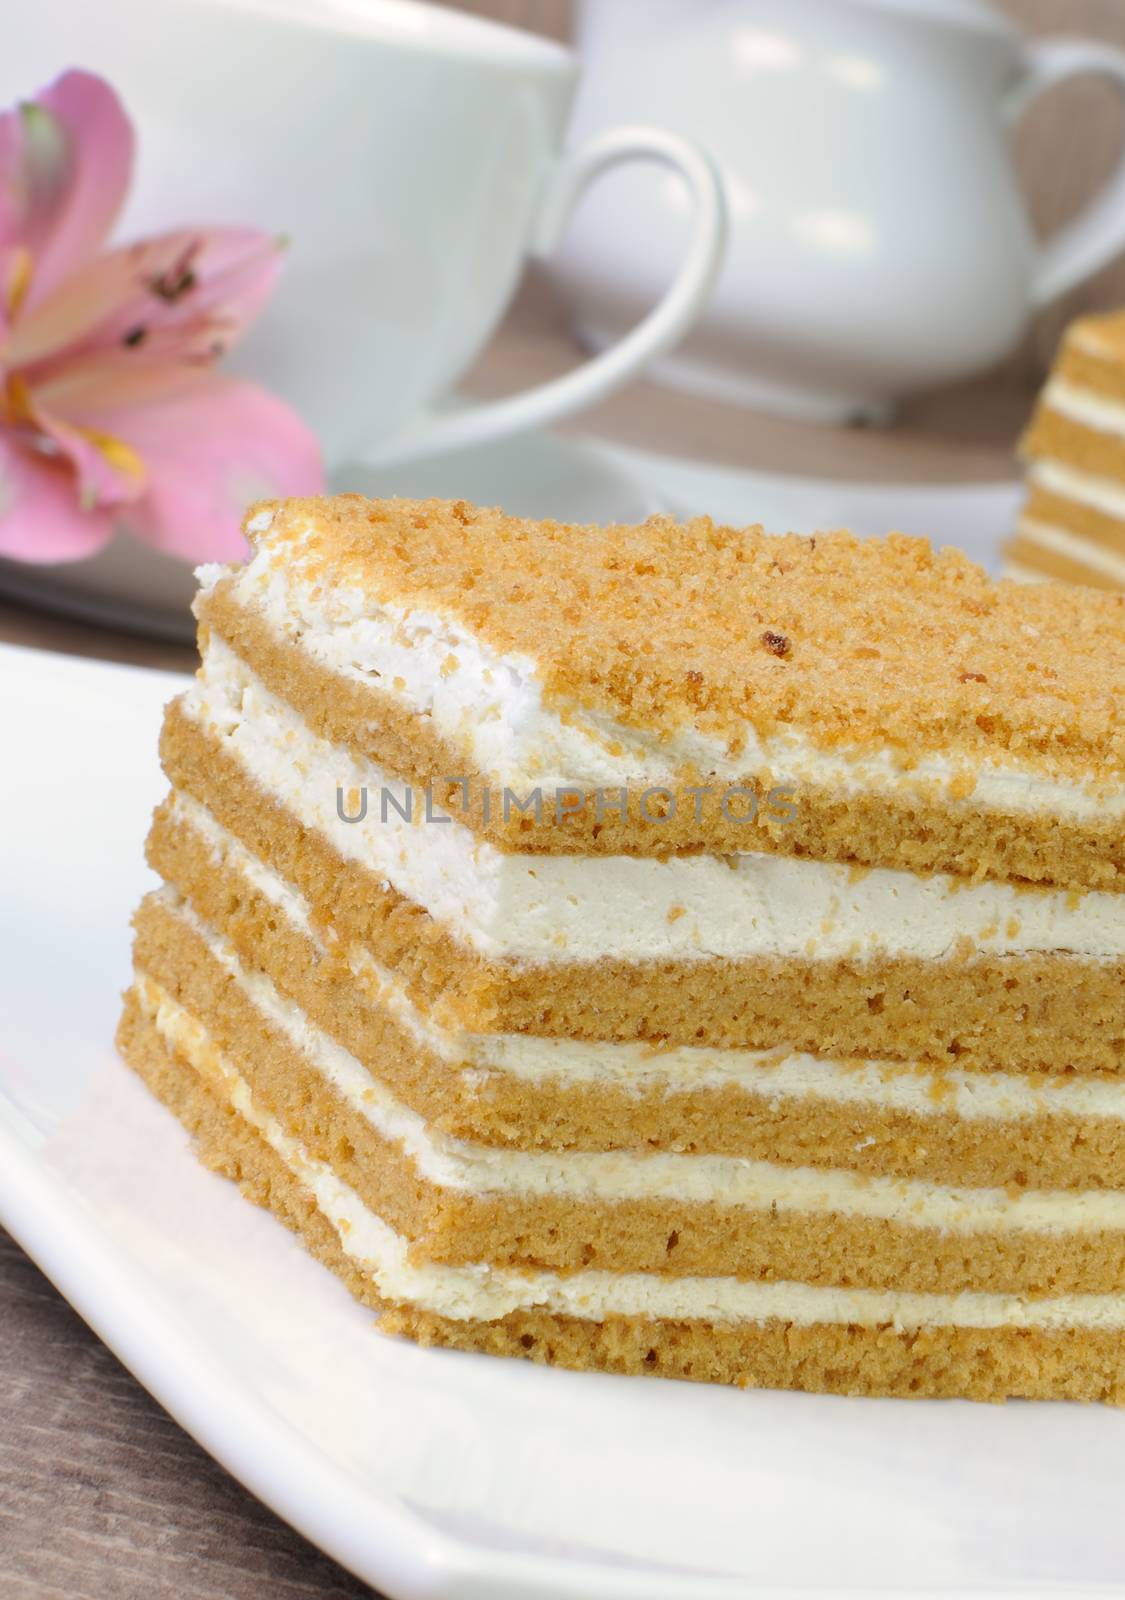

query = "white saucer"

[0,430,667,643]
[5,642,1125,1600]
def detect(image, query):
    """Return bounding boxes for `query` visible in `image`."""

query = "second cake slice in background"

[1008,310,1125,589]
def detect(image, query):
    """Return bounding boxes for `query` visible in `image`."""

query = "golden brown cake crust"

[1022,407,1125,487]
[202,580,1125,891]
[133,874,1125,1192]
[385,1302,1125,1403]
[155,703,1125,1072]
[243,493,1125,789]
[116,1000,1125,1402]
[125,958,1125,1297]
[1022,484,1125,553]
[1055,312,1125,404]
[1002,311,1125,588]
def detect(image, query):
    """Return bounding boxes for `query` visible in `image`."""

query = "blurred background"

[441,0,1125,479]
[5,0,1125,640]
[442,0,1125,379]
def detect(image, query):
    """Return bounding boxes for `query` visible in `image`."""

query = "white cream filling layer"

[1015,517,1125,586]
[171,789,1125,1126]
[137,974,1125,1331]
[1029,458,1125,525]
[149,889,1125,1234]
[208,543,1125,821]
[181,639,1125,963]
[1045,377,1125,441]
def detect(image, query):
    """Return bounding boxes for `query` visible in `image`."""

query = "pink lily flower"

[0,69,323,564]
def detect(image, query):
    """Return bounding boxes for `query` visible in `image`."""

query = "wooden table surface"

[0,281,1036,1598]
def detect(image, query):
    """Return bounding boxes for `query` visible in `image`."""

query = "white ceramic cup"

[7,0,725,470]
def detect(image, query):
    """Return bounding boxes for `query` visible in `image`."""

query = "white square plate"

[2,640,1125,1600]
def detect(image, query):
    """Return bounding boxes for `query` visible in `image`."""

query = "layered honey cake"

[119,496,1125,1401]
[1007,309,1125,589]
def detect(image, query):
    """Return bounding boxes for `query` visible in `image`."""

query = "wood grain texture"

[0,1229,376,1598]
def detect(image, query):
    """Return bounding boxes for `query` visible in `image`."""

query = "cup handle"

[1005,37,1125,309]
[364,125,726,466]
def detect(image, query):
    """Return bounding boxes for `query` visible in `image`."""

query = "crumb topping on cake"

[243,495,1125,780]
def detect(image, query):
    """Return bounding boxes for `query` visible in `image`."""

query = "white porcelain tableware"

[6,0,725,469]
[554,0,1125,422]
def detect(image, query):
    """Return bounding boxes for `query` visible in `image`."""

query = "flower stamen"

[4,248,34,321]
[149,240,202,304]
[0,373,35,427]
[77,425,145,485]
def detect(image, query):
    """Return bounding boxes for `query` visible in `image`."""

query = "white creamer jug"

[554,0,1125,422]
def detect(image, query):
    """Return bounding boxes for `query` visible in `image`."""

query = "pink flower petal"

[0,71,133,312]
[28,401,147,511]
[0,434,112,563]
[100,373,322,561]
[12,226,284,372]
[28,356,209,419]
[17,371,149,512]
